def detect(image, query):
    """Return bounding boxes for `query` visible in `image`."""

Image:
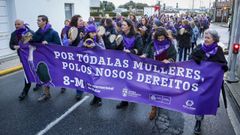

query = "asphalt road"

[0,71,236,135]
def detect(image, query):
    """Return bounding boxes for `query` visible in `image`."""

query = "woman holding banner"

[141,27,177,120]
[191,29,228,134]
[61,15,86,100]
[78,24,105,106]
[116,19,144,109]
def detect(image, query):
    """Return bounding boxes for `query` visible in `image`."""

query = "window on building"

[65,3,74,20]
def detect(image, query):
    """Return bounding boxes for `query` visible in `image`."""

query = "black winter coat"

[32,27,61,45]
[191,44,228,72]
[177,27,192,49]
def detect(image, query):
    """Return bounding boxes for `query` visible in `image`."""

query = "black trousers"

[22,79,31,94]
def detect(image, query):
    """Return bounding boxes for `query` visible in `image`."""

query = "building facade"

[213,0,233,22]
[0,0,90,59]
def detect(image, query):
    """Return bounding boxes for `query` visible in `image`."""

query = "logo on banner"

[149,94,171,104]
[122,88,141,98]
[183,100,196,110]
[122,88,128,97]
[186,100,194,107]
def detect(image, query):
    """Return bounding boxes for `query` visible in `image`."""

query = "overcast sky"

[105,0,213,9]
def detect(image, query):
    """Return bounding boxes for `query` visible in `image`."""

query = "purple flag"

[19,43,224,115]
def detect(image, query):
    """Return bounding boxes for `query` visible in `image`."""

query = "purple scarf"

[16,27,27,40]
[180,25,190,29]
[40,23,52,33]
[154,39,171,56]
[201,42,218,57]
[16,24,30,40]
[78,26,85,29]
[123,35,135,49]
[62,25,70,35]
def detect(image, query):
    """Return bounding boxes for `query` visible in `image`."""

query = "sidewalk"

[213,22,240,130]
[0,55,22,76]
[224,80,240,135]
[224,80,240,118]
[212,22,229,28]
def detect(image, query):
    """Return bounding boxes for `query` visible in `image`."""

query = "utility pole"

[227,0,240,83]
[192,0,194,11]
[213,0,218,22]
[103,1,107,17]
[158,0,161,16]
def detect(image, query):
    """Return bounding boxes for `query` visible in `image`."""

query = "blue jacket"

[32,27,61,45]
[191,26,199,43]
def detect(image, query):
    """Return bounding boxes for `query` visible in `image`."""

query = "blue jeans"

[178,48,189,61]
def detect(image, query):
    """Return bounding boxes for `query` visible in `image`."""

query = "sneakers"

[149,106,157,120]
[116,101,128,109]
[194,120,202,134]
[90,96,102,106]
[38,86,51,101]
[18,92,28,101]
[38,93,51,101]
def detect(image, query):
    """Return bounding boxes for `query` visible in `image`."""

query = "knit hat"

[85,24,97,33]
[154,19,163,27]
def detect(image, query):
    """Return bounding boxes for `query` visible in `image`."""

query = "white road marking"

[36,96,90,135]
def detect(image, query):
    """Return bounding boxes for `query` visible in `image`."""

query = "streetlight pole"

[192,0,194,11]
[213,0,218,22]
[158,0,161,16]
[103,1,107,17]
[227,0,240,83]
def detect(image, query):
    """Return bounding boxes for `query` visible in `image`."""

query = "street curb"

[0,65,22,76]
[224,82,240,121]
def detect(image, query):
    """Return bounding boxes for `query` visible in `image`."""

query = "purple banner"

[19,43,224,115]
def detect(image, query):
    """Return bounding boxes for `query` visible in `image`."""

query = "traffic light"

[154,5,160,11]
[163,3,166,10]
[233,43,239,54]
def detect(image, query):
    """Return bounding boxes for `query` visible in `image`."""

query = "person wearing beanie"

[154,19,163,28]
[85,24,97,33]
[145,18,163,49]
[78,24,105,106]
